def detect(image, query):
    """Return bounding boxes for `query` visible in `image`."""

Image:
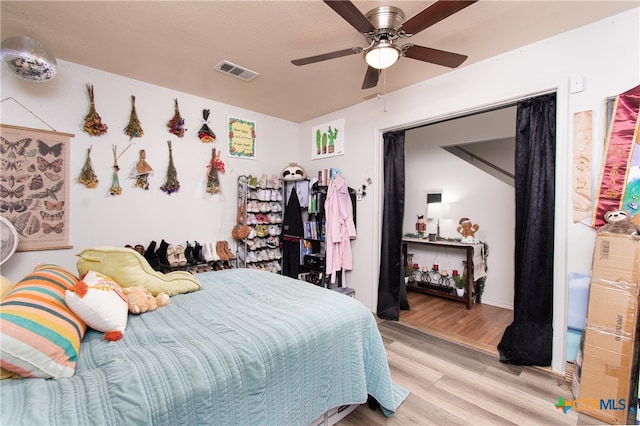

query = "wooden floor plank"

[337,319,606,426]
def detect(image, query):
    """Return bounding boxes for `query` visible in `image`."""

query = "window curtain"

[498,93,556,365]
[377,130,409,320]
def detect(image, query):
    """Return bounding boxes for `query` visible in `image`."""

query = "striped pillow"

[0,264,87,378]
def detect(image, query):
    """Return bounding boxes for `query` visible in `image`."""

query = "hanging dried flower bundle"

[123,95,144,139]
[160,140,180,195]
[78,146,99,188]
[83,84,108,136]
[206,148,225,194]
[110,145,123,195]
[167,98,186,137]
[198,109,216,143]
[131,149,153,190]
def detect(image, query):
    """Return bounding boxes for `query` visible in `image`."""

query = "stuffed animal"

[457,217,480,243]
[599,209,638,235]
[122,286,171,314]
[280,163,307,181]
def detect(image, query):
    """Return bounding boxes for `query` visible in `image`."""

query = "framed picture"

[227,116,256,159]
[312,118,344,160]
[0,124,73,251]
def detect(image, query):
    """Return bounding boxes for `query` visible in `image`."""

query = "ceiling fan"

[291,0,477,89]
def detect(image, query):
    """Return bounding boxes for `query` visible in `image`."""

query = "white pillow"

[65,270,128,341]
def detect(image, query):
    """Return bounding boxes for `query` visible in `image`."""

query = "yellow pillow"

[76,246,201,296]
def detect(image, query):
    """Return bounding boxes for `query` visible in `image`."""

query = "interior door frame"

[370,79,570,374]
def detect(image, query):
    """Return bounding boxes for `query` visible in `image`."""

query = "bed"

[0,267,409,425]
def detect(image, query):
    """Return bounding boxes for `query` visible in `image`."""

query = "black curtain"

[377,130,409,320]
[498,93,556,365]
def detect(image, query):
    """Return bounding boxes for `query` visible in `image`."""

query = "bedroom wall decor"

[83,84,108,136]
[228,116,256,159]
[0,124,73,251]
[312,118,344,160]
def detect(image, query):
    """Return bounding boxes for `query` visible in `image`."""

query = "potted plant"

[453,275,466,297]
[404,264,413,284]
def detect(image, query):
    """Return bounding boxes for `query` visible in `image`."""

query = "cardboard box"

[575,234,640,424]
[591,233,640,285]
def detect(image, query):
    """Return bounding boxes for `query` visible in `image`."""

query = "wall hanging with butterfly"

[0,124,73,251]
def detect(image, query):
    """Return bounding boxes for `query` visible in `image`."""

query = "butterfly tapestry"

[1,124,73,251]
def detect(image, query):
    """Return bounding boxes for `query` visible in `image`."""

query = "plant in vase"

[404,264,413,284]
[453,275,466,297]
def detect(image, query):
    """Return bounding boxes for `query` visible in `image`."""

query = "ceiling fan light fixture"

[365,41,400,70]
[1,35,57,82]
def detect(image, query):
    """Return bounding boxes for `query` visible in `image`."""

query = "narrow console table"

[402,237,485,309]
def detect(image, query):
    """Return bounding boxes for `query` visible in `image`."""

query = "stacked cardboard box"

[572,233,640,424]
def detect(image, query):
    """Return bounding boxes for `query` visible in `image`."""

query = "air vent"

[214,60,259,81]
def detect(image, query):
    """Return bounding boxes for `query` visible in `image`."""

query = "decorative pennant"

[592,84,640,228]
[572,111,593,223]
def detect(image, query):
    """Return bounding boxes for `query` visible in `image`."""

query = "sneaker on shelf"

[257,173,268,189]
[247,228,256,239]
[269,174,280,189]
[268,202,281,212]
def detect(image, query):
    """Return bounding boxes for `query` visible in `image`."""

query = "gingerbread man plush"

[457,217,480,243]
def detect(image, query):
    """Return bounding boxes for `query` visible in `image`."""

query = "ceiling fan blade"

[323,0,375,34]
[404,45,468,68]
[291,47,363,66]
[402,0,477,36]
[362,66,380,89]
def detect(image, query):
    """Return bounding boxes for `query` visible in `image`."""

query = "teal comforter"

[1,268,408,425]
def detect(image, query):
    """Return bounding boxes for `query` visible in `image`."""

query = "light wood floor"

[399,290,514,355]
[337,319,606,426]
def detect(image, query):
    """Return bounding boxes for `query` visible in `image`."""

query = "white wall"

[298,8,639,373]
[1,61,299,282]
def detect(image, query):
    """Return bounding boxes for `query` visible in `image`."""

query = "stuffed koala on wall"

[599,209,638,235]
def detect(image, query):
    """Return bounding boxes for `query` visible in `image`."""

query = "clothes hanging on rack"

[282,187,304,279]
[324,174,357,284]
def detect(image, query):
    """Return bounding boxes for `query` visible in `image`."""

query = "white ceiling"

[1,1,638,123]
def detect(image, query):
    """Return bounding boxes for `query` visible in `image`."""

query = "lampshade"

[365,40,400,70]
[1,35,57,82]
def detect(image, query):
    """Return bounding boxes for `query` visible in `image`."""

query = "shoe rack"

[236,174,284,273]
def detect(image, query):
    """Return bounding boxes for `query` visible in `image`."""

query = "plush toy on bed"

[598,209,638,235]
[123,286,171,314]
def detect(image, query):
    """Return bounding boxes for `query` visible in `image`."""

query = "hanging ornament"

[1,35,57,82]
[123,95,144,139]
[131,149,153,190]
[77,146,99,189]
[167,98,186,137]
[198,109,216,143]
[110,145,123,196]
[160,140,180,195]
[83,84,108,136]
[206,148,225,194]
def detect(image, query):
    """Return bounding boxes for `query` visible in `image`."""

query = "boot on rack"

[185,241,196,265]
[223,241,236,261]
[155,239,171,270]
[144,241,160,271]
[216,241,230,261]
[193,241,206,264]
